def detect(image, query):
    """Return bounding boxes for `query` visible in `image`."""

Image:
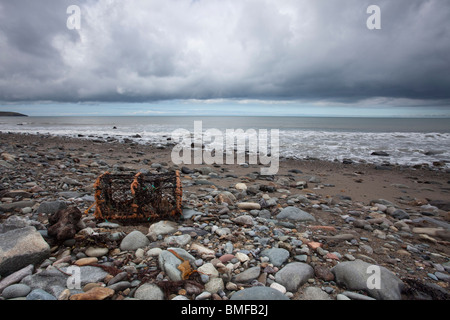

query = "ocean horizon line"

[2,114,450,119]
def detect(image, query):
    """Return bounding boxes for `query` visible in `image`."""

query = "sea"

[0,116,449,168]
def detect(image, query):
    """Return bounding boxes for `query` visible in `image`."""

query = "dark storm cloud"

[0,0,449,105]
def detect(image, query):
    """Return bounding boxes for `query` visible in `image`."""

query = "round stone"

[26,289,57,300]
[230,287,289,300]
[134,283,164,300]
[2,284,31,299]
[85,247,109,257]
[120,230,150,251]
[205,278,224,293]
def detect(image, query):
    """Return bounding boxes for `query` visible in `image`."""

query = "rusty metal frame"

[89,171,182,222]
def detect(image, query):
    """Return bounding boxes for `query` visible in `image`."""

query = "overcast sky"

[0,0,449,116]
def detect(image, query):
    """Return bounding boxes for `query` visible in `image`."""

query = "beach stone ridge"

[0,132,449,301]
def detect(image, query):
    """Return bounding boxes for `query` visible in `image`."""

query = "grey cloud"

[0,0,449,105]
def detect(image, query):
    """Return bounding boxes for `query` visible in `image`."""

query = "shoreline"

[1,120,449,171]
[2,129,449,167]
[1,131,449,300]
[1,131,449,205]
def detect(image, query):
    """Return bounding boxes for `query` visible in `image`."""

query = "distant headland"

[0,111,28,117]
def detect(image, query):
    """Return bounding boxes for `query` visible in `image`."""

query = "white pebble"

[270,282,287,294]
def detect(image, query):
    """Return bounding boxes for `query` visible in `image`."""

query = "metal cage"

[90,171,182,222]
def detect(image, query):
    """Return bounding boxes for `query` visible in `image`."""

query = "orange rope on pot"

[130,172,142,196]
[84,171,110,218]
[174,170,183,217]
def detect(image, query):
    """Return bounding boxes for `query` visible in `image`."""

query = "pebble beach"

[0,132,449,301]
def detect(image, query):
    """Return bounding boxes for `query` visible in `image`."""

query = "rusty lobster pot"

[89,171,182,222]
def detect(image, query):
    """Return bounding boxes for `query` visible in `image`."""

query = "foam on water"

[1,116,449,168]
[279,130,450,167]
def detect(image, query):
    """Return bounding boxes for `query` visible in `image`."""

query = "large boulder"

[0,227,50,276]
[331,259,404,300]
